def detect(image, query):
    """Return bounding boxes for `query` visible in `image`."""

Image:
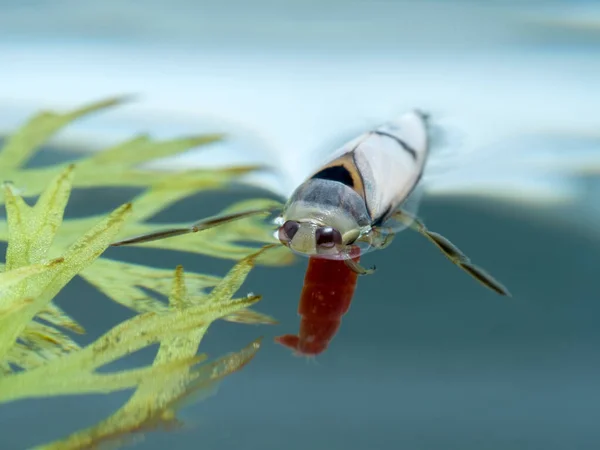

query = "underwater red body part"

[275,247,361,356]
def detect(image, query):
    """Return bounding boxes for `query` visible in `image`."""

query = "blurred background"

[1,1,600,449]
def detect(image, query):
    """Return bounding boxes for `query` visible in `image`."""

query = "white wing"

[352,111,429,221]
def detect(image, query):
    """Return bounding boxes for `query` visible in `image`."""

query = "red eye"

[278,220,299,244]
[315,227,342,248]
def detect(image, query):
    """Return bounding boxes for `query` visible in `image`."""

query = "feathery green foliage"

[0,97,287,448]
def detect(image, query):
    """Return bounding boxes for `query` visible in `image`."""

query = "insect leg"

[341,228,394,275]
[368,227,396,250]
[111,206,278,247]
[343,257,376,275]
[384,209,511,296]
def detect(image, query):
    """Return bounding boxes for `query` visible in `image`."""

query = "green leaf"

[0,258,63,293]
[0,97,284,449]
[80,259,221,313]
[0,96,130,170]
[0,194,131,362]
[0,246,268,404]
[82,134,225,167]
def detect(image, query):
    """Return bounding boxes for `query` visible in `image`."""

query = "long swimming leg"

[379,210,511,296]
[111,206,279,247]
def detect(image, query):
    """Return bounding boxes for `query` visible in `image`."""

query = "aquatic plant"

[0,97,290,448]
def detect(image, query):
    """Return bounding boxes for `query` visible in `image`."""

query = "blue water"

[3,186,600,449]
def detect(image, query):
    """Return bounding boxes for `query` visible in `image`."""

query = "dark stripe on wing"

[372,130,417,160]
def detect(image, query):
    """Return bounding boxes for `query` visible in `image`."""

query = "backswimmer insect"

[112,110,510,355]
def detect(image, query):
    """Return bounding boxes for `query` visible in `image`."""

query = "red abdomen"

[275,249,360,356]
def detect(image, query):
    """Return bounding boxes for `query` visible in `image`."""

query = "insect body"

[111,110,510,355]
[277,110,429,267]
[274,110,509,297]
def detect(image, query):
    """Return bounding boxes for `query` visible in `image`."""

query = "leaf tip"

[114,93,141,104]
[250,337,263,350]
[2,181,16,196]
[116,202,134,216]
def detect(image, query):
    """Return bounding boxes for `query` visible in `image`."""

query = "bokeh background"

[1,1,600,449]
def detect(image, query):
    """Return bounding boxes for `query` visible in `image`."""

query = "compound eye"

[278,220,300,245]
[315,227,342,249]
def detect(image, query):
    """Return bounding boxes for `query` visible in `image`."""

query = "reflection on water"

[0,0,599,449]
